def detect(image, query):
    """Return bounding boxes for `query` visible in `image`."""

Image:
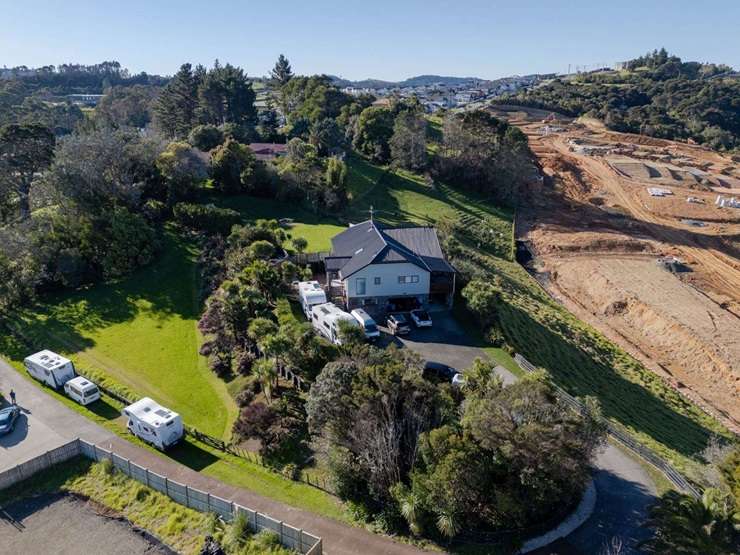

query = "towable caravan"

[122,397,183,450]
[298,281,328,319]
[310,302,358,345]
[24,350,76,389]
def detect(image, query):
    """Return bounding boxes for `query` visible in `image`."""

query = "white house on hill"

[324,220,455,313]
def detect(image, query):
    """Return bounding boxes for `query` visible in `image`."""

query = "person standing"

[9,389,16,406]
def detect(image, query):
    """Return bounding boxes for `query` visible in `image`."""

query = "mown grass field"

[209,194,345,252]
[3,231,236,439]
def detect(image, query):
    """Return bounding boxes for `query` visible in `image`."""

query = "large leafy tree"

[95,85,158,128]
[438,110,529,204]
[270,54,293,86]
[307,347,448,503]
[280,76,352,125]
[402,362,606,538]
[46,127,163,211]
[210,139,258,193]
[155,141,207,205]
[0,123,55,220]
[353,106,395,163]
[390,111,428,171]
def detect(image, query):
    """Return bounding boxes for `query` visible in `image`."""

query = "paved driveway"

[382,311,516,384]
[0,366,113,473]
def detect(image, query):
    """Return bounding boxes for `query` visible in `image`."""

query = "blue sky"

[2,0,738,80]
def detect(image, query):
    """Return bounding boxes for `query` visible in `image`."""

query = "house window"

[398,275,420,284]
[356,278,366,295]
[374,277,381,285]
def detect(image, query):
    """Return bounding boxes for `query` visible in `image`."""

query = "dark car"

[423,361,460,383]
[387,313,411,336]
[0,406,19,435]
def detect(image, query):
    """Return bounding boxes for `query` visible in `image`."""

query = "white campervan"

[64,376,101,406]
[350,308,380,341]
[24,350,76,389]
[310,303,358,345]
[122,397,183,450]
[298,281,327,319]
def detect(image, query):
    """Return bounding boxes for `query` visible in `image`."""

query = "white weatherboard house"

[324,220,455,313]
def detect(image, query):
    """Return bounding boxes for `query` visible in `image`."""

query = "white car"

[410,309,433,328]
[64,376,101,406]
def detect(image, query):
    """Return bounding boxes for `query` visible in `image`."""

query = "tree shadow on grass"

[86,399,124,422]
[498,300,721,459]
[5,232,201,359]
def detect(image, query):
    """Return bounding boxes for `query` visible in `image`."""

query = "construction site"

[490,105,740,433]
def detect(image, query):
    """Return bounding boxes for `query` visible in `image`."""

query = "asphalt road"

[395,311,657,554]
[0,366,113,472]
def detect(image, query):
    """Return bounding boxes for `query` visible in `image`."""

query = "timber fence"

[513,353,701,498]
[0,439,323,555]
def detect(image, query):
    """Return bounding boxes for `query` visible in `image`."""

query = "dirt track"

[495,106,740,432]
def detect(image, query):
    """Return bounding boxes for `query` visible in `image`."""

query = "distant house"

[324,220,455,313]
[248,143,287,161]
[67,93,104,106]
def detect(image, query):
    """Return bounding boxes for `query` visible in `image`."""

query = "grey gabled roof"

[329,220,454,278]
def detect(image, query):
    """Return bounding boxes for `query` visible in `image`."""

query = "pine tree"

[153,63,198,138]
[270,54,293,86]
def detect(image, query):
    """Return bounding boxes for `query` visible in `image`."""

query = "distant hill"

[330,74,489,89]
[502,49,740,152]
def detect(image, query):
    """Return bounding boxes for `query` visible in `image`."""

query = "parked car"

[0,406,20,436]
[64,376,101,406]
[387,313,411,336]
[423,361,462,385]
[410,309,433,328]
[350,308,380,341]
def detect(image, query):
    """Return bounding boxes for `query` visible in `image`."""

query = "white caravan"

[310,303,358,345]
[350,308,380,341]
[64,376,101,406]
[24,350,76,389]
[298,281,328,319]
[122,397,183,450]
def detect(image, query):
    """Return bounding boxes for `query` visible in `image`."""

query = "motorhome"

[122,397,184,450]
[298,281,328,319]
[310,302,358,345]
[350,308,380,341]
[64,376,101,406]
[23,350,76,389]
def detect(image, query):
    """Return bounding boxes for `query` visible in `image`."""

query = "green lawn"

[4,231,236,439]
[209,194,345,252]
[343,157,512,229]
